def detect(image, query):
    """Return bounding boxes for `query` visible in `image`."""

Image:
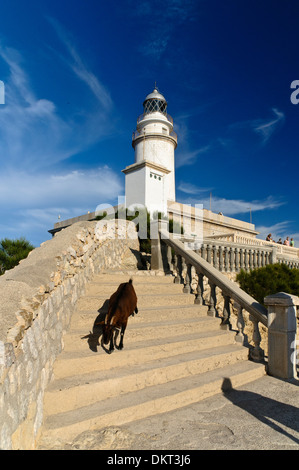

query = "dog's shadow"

[81,298,115,354]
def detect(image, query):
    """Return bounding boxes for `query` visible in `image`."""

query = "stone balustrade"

[190,239,299,272]
[206,232,299,258]
[151,220,298,382]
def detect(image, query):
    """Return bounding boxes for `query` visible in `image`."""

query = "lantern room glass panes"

[144,99,167,115]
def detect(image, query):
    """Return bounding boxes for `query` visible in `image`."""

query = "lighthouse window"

[144,99,167,115]
[150,172,162,181]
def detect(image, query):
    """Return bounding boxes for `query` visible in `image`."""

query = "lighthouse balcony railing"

[132,129,177,143]
[137,112,174,125]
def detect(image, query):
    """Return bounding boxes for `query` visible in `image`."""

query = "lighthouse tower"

[122,87,177,215]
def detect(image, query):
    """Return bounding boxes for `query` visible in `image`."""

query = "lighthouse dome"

[143,87,167,115]
[144,87,166,102]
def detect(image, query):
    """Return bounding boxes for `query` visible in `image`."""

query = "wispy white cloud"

[0,45,114,170]
[255,221,299,246]
[0,166,123,245]
[0,166,122,209]
[253,108,285,144]
[230,108,285,145]
[177,184,284,216]
[177,182,213,195]
[204,195,284,216]
[175,145,211,168]
[47,17,113,111]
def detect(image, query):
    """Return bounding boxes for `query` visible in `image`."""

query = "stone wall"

[168,201,258,239]
[0,219,139,450]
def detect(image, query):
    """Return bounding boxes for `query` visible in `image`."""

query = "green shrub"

[0,237,35,275]
[236,263,299,305]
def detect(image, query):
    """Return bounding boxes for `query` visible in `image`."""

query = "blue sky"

[0,0,298,247]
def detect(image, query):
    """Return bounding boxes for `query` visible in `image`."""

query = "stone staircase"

[37,271,266,449]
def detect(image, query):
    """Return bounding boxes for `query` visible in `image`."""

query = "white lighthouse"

[122,87,177,215]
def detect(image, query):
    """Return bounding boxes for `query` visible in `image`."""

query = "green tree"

[236,263,299,305]
[0,237,34,275]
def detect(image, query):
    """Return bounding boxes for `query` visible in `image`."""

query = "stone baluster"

[229,247,234,272]
[240,248,244,271]
[235,248,240,272]
[252,249,257,269]
[167,245,173,273]
[183,262,192,293]
[261,250,265,267]
[219,246,224,272]
[194,272,204,305]
[257,248,262,268]
[248,249,253,270]
[177,254,184,284]
[213,245,218,270]
[173,253,180,284]
[265,250,269,266]
[201,244,206,261]
[244,249,249,271]
[206,244,211,264]
[220,293,231,329]
[249,315,264,362]
[207,281,217,317]
[257,249,262,268]
[223,247,228,272]
[234,302,245,344]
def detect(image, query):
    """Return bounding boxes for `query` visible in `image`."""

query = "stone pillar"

[264,292,299,380]
[150,219,168,271]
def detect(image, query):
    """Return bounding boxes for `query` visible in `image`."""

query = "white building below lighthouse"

[122,87,177,215]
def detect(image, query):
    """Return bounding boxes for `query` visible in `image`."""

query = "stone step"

[43,344,250,415]
[69,304,208,329]
[92,273,176,284]
[63,315,224,352]
[76,292,197,311]
[86,281,187,296]
[53,328,236,379]
[39,360,265,447]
